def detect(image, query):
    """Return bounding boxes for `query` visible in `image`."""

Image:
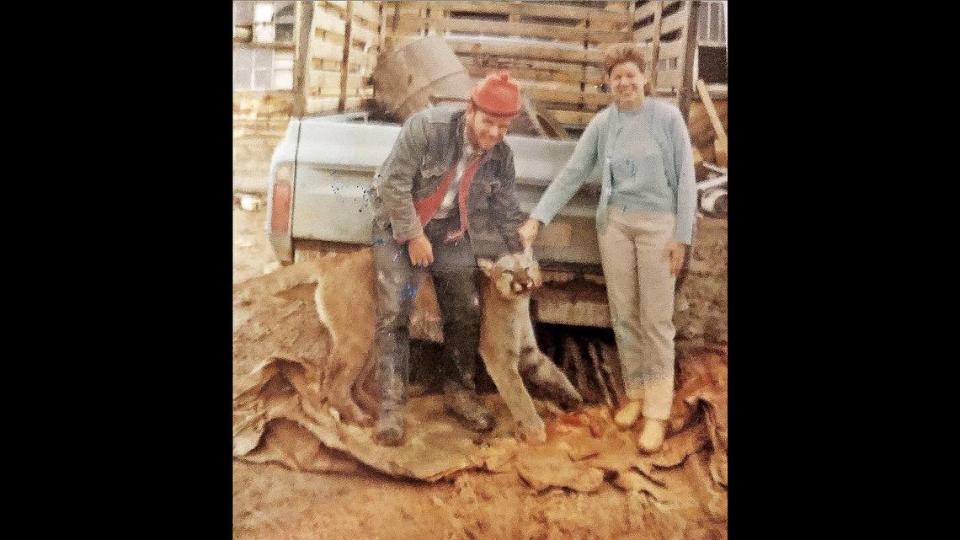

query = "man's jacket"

[371,106,526,254]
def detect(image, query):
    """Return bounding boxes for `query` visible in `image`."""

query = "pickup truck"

[265,108,634,329]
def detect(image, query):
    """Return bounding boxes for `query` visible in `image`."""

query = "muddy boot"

[637,418,666,454]
[443,381,495,432]
[374,409,405,446]
[614,400,642,429]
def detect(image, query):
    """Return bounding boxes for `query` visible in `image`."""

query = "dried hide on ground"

[233,261,727,502]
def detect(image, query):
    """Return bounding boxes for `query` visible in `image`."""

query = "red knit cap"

[471,71,522,117]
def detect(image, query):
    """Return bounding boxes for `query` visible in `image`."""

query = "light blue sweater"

[529,99,696,244]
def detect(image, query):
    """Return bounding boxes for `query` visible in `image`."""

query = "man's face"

[466,107,514,151]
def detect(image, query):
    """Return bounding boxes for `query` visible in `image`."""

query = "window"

[233,47,253,90]
[695,0,727,85]
[698,46,727,84]
[697,1,727,46]
[234,46,294,90]
[233,1,254,26]
[273,2,295,43]
[253,48,273,89]
[272,51,294,89]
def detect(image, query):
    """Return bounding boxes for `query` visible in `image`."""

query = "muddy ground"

[232,202,727,539]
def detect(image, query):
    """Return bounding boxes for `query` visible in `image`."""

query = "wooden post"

[377,2,387,54]
[696,78,727,166]
[385,2,401,51]
[677,1,700,123]
[338,1,354,111]
[648,1,664,92]
[292,1,314,117]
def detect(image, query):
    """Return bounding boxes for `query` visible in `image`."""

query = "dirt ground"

[233,200,279,284]
[232,203,727,539]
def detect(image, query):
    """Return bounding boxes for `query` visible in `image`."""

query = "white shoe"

[614,400,642,429]
[637,418,666,454]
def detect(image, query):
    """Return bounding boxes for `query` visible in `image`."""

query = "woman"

[518,43,696,453]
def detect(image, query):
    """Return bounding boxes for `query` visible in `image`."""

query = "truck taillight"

[270,165,292,233]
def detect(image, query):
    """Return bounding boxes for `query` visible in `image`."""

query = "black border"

[74,0,901,535]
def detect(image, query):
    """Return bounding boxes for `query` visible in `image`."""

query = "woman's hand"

[665,240,686,276]
[518,218,542,249]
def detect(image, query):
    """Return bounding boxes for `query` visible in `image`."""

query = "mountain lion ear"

[478,259,494,274]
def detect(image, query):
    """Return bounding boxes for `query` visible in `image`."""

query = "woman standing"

[518,43,696,453]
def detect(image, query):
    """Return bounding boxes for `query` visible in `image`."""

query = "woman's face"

[608,61,646,105]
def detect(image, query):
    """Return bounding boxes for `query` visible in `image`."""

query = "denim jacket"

[371,106,526,254]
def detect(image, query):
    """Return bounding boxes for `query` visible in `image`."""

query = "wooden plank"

[550,110,597,126]
[634,25,654,42]
[312,84,349,96]
[236,41,295,51]
[311,57,366,71]
[315,3,345,25]
[659,40,685,61]
[293,1,314,117]
[605,1,633,11]
[382,3,402,51]
[307,95,364,112]
[451,15,629,43]
[579,92,614,108]
[425,2,445,36]
[447,39,605,65]
[695,79,726,140]
[310,70,362,89]
[524,88,613,111]
[525,88,584,105]
[344,77,373,90]
[350,1,380,24]
[395,16,632,44]
[313,8,346,37]
[390,5,427,17]
[696,79,727,165]
[526,88,613,108]
[462,61,604,86]
[434,1,632,25]
[649,1,664,90]
[352,11,380,32]
[660,9,687,36]
[654,69,681,90]
[517,79,583,93]
[311,39,347,62]
[634,1,660,22]
[677,1,697,122]
[349,23,377,47]
[323,0,376,21]
[338,1,354,111]
[311,57,341,72]
[377,0,387,51]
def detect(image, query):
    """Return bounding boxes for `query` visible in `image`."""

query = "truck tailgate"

[291,117,603,265]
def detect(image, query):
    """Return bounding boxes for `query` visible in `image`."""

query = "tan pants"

[598,208,676,421]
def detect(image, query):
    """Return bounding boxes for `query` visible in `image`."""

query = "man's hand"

[407,234,434,267]
[518,218,541,249]
[664,241,686,277]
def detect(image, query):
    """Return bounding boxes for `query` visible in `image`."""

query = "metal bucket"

[372,36,475,121]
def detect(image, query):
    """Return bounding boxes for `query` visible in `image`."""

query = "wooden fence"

[291,1,721,135]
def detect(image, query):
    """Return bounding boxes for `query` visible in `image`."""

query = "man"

[369,71,527,446]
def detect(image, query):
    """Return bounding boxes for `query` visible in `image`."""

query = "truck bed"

[269,111,605,270]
